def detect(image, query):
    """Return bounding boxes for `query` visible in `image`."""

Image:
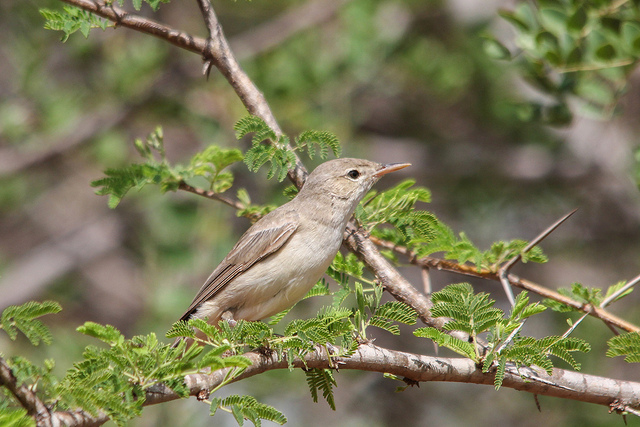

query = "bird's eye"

[347,169,360,179]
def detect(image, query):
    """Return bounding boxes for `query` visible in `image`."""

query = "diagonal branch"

[59,0,307,185]
[343,224,441,328]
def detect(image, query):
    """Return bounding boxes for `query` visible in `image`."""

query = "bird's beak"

[373,162,411,177]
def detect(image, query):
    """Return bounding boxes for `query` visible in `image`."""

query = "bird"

[178,158,410,330]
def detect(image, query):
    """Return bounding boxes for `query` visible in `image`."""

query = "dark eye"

[347,169,360,179]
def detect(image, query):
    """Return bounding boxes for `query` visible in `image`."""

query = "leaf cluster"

[234,116,340,182]
[490,0,640,121]
[54,322,251,425]
[166,307,353,412]
[40,6,109,42]
[414,284,589,388]
[364,182,547,270]
[1,301,61,346]
[607,332,640,363]
[327,253,417,340]
[91,127,243,208]
[40,0,172,42]
[543,281,633,312]
[210,395,286,427]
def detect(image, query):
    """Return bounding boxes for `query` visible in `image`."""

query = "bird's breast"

[229,221,343,320]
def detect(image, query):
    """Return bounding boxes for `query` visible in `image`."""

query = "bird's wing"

[180,214,299,321]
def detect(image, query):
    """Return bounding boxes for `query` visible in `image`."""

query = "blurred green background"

[1,0,640,425]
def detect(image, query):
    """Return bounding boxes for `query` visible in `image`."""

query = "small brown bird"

[179,158,410,328]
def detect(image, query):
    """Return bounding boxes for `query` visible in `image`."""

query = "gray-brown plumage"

[179,158,410,327]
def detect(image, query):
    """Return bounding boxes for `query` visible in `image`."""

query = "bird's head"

[300,158,411,204]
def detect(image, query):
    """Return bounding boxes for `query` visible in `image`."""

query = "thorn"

[534,394,541,412]
[498,209,578,307]
[402,377,420,388]
[203,59,214,80]
[421,267,431,296]
[600,272,640,309]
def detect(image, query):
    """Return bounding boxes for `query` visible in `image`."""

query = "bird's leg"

[221,310,238,328]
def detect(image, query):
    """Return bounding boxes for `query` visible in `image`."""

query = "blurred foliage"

[490,0,640,121]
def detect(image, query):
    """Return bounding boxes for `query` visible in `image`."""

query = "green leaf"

[212,395,287,426]
[0,406,35,427]
[305,369,337,410]
[40,6,110,42]
[566,8,587,33]
[295,130,341,159]
[414,327,476,360]
[603,280,634,304]
[1,301,61,345]
[539,8,568,36]
[234,116,276,142]
[607,332,640,363]
[575,78,615,106]
[595,43,616,60]
[77,322,124,346]
[622,21,640,53]
[498,9,530,32]
[374,301,417,325]
[482,36,511,60]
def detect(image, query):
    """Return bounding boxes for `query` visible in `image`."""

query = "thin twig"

[561,312,590,339]
[177,181,243,210]
[497,209,578,307]
[495,321,526,354]
[59,0,308,186]
[600,273,640,309]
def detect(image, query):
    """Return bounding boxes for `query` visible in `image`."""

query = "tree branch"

[137,344,640,415]
[369,235,640,333]
[177,181,244,211]
[58,0,308,185]
[0,356,52,427]
[344,224,442,328]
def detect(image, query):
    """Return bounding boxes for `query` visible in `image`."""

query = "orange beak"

[373,162,411,177]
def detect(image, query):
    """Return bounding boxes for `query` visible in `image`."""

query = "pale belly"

[196,226,342,323]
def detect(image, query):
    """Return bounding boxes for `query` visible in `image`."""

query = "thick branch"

[147,343,640,412]
[0,356,52,426]
[370,236,640,333]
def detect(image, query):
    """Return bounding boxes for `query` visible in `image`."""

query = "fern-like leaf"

[374,301,417,325]
[40,6,109,41]
[295,130,341,159]
[414,327,476,360]
[305,369,337,410]
[1,301,61,345]
[607,332,640,363]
